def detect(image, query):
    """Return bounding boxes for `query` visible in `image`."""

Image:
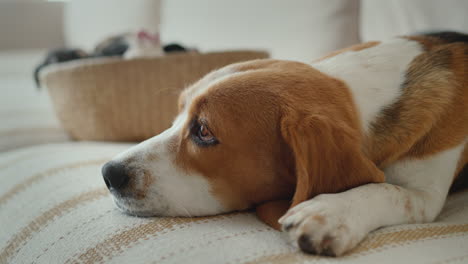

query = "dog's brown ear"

[281,113,385,208]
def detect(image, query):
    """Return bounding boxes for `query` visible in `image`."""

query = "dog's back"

[407,32,468,183]
[425,32,468,185]
[313,31,468,183]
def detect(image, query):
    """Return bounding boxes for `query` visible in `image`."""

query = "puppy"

[102,32,468,256]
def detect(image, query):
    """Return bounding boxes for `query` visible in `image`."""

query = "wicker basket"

[41,50,269,141]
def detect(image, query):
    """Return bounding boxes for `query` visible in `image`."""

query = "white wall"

[0,0,361,61]
[361,0,468,41]
[0,2,65,50]
[64,0,161,50]
[160,0,360,62]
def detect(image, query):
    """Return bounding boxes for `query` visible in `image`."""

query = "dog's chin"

[112,197,160,217]
[115,203,157,217]
[109,191,210,218]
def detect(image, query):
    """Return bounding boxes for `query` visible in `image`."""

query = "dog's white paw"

[279,194,367,256]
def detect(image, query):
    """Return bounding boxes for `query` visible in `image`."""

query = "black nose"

[102,162,129,190]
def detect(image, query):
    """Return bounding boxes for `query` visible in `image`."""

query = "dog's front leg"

[279,145,464,256]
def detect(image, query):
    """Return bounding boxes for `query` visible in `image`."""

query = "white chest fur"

[311,38,423,133]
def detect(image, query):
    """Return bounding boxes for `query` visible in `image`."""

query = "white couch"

[1,1,468,263]
[0,50,68,152]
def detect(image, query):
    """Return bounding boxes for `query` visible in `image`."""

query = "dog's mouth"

[109,187,177,217]
[116,204,156,217]
[113,198,159,217]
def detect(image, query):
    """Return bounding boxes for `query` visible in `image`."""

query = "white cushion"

[64,0,162,50]
[1,142,467,263]
[0,51,68,152]
[361,0,468,42]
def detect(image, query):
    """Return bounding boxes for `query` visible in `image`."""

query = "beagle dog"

[102,32,468,256]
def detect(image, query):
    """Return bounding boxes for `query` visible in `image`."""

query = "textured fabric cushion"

[1,142,468,263]
[360,0,468,42]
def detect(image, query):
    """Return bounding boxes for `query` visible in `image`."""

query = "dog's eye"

[191,121,218,146]
[198,124,213,141]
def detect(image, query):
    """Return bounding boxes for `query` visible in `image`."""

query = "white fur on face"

[109,111,226,217]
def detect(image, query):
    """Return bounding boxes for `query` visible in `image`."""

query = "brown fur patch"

[125,156,156,200]
[132,170,154,200]
[365,42,467,170]
[313,214,326,225]
[281,110,385,207]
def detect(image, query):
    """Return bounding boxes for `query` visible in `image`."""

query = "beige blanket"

[1,143,467,263]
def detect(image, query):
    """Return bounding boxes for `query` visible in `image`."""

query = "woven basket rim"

[39,49,269,80]
[40,49,270,141]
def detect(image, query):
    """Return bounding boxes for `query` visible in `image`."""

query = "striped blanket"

[1,143,467,264]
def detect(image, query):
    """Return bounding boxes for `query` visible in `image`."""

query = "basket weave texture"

[42,50,269,141]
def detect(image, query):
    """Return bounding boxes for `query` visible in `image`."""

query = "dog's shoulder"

[311,38,424,134]
[312,34,468,168]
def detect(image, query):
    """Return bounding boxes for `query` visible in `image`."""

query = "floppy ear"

[256,112,385,230]
[281,113,385,208]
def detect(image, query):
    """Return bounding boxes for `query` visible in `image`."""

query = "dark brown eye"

[198,124,213,141]
[191,120,218,146]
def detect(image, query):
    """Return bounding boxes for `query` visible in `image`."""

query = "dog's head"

[102,59,384,227]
